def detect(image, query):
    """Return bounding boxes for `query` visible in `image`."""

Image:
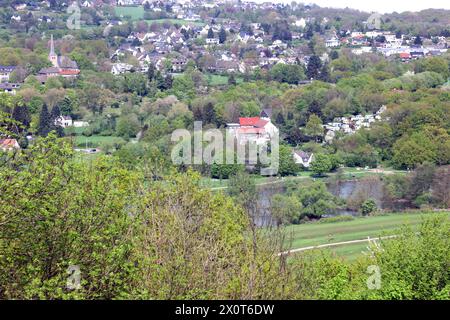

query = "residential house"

[325,37,340,47]
[0,139,20,151]
[293,150,314,168]
[0,66,16,82]
[55,115,73,128]
[206,38,220,45]
[228,114,278,146]
[399,52,412,61]
[111,62,134,75]
[73,121,89,128]
[0,82,20,95]
[293,18,306,28]
[215,59,239,73]
[172,57,187,72]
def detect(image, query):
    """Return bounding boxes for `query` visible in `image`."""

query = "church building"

[37,35,80,83]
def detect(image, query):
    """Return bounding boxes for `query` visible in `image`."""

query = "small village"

[1,0,450,303]
[0,0,445,163]
[1,0,448,97]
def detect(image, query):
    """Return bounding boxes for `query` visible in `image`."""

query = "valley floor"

[283,211,450,260]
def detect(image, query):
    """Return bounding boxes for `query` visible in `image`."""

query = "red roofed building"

[239,117,261,127]
[399,52,411,61]
[228,110,278,145]
[0,138,20,151]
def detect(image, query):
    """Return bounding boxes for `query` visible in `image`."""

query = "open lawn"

[284,211,450,260]
[114,7,204,26]
[201,174,312,190]
[115,6,144,20]
[71,135,125,149]
[202,167,407,190]
[144,19,205,26]
[206,74,244,86]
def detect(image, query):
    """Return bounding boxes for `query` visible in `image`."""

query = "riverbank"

[200,167,408,190]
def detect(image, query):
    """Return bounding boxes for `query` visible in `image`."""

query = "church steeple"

[50,34,55,56]
[48,34,58,67]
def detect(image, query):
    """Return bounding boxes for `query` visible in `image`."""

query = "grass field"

[71,135,125,149]
[115,6,144,20]
[206,74,244,86]
[114,6,204,26]
[201,167,407,190]
[144,19,205,26]
[200,174,312,190]
[284,211,450,260]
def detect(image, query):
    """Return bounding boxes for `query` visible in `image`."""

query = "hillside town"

[1,0,450,304]
[1,0,449,96]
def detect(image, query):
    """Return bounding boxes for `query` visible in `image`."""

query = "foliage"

[289,215,450,300]
[294,181,340,219]
[310,153,333,176]
[271,194,302,225]
[360,199,377,216]
[278,144,300,176]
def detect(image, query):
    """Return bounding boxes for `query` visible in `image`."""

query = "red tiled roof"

[239,117,261,126]
[59,69,80,75]
[0,139,19,149]
[237,127,266,134]
[399,53,411,59]
[254,119,268,128]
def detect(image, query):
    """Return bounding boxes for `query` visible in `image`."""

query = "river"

[253,177,387,227]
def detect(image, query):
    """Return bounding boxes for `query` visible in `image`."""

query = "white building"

[293,150,314,168]
[228,115,278,146]
[325,38,340,47]
[293,18,306,28]
[55,116,73,128]
[73,121,89,128]
[206,38,220,45]
[111,63,133,75]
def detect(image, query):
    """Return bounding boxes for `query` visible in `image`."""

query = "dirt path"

[278,235,398,256]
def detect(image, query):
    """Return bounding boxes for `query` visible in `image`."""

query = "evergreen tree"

[60,96,73,115]
[50,105,61,122]
[228,74,237,86]
[272,25,280,41]
[12,105,31,130]
[305,24,314,40]
[306,55,322,80]
[318,63,330,82]
[203,102,216,124]
[154,71,165,90]
[207,28,214,39]
[275,112,285,126]
[414,35,423,46]
[37,104,52,137]
[50,105,65,137]
[219,27,227,44]
[147,62,156,82]
[330,50,339,60]
[164,74,173,90]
